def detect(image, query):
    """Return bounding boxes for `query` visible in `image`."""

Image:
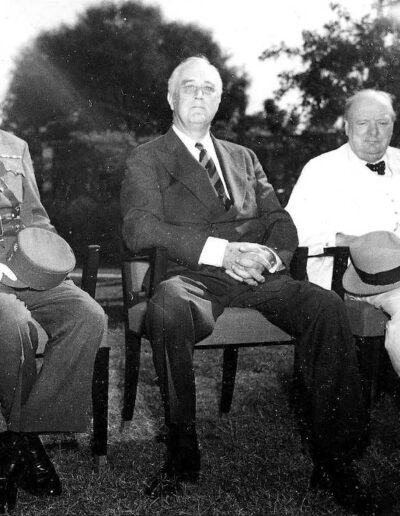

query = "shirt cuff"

[198,237,228,267]
[266,248,284,273]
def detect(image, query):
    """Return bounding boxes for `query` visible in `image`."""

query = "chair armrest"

[122,246,310,294]
[121,246,168,308]
[290,246,308,281]
[323,246,350,299]
[148,247,168,296]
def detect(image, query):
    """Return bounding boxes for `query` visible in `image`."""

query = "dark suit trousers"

[146,269,368,461]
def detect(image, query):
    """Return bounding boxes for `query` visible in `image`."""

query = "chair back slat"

[324,246,350,299]
[81,245,100,297]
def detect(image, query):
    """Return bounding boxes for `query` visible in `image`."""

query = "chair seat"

[345,299,388,337]
[197,307,293,348]
[128,299,148,334]
[126,289,388,341]
[128,303,293,346]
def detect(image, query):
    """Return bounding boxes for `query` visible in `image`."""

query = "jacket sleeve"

[120,153,210,269]
[210,149,299,269]
[252,151,298,268]
[20,141,55,232]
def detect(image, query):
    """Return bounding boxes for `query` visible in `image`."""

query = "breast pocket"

[0,157,24,204]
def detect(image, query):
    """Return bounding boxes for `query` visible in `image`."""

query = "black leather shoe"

[18,434,62,497]
[163,443,201,483]
[144,425,201,498]
[164,424,201,481]
[311,460,391,515]
[0,432,26,513]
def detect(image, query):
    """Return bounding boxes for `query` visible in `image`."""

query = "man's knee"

[69,290,107,337]
[305,282,344,312]
[146,277,213,342]
[294,282,350,330]
[84,294,106,322]
[0,293,34,362]
[147,278,188,324]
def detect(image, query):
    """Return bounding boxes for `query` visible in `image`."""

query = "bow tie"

[366,161,385,175]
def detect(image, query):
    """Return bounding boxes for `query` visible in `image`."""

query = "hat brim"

[0,275,28,289]
[343,263,400,296]
[0,263,27,289]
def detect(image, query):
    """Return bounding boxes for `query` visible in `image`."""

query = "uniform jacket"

[121,128,298,274]
[0,129,54,262]
[287,143,400,289]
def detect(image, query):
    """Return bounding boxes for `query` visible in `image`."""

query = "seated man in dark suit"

[120,56,382,514]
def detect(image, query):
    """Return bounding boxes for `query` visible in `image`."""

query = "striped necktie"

[195,142,231,210]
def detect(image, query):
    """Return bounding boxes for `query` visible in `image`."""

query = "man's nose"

[194,86,204,98]
[367,122,379,137]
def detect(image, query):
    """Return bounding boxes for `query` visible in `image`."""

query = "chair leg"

[356,335,385,411]
[219,346,238,415]
[91,347,110,469]
[121,331,142,423]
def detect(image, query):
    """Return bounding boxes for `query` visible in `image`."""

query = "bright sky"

[1,0,375,113]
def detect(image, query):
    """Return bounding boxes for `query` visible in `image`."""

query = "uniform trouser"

[0,279,107,433]
[349,287,400,377]
[147,269,368,462]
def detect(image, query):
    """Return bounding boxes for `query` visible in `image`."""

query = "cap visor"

[0,263,28,288]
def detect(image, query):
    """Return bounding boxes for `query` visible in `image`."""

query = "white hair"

[168,56,223,97]
[344,89,396,121]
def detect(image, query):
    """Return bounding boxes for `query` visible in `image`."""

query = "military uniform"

[0,129,106,432]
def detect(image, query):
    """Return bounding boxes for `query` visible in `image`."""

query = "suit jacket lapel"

[213,136,246,211]
[160,128,227,211]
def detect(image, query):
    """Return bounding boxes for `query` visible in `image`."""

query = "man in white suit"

[287,89,400,375]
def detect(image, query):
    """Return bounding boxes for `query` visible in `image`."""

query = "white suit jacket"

[286,143,400,289]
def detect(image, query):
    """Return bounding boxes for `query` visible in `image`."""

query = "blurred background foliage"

[2,0,400,263]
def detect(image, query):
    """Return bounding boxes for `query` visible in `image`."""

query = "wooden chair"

[324,246,389,408]
[120,246,308,424]
[35,245,109,468]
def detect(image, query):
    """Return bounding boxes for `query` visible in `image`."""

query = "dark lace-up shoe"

[144,424,201,498]
[18,434,62,497]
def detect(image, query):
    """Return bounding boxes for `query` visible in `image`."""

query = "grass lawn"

[6,275,400,515]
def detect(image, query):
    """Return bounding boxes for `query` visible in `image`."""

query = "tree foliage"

[0,1,250,262]
[260,3,400,135]
[3,1,248,140]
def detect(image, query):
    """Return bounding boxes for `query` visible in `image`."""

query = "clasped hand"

[222,242,277,286]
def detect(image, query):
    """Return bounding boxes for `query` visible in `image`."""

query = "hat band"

[354,263,400,286]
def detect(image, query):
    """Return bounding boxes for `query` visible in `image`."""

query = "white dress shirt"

[172,125,229,266]
[287,143,400,288]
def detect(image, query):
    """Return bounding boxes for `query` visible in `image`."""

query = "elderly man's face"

[168,61,222,136]
[345,95,394,163]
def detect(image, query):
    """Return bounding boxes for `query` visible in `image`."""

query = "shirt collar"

[346,143,390,175]
[172,125,213,153]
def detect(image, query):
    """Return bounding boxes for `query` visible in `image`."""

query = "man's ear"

[344,119,349,136]
[167,92,174,111]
